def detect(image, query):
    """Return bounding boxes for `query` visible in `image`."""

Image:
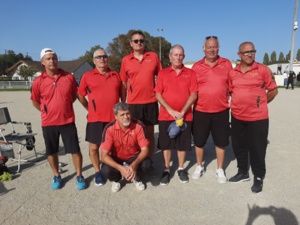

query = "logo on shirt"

[250,72,258,77]
[145,59,152,63]
[182,74,190,78]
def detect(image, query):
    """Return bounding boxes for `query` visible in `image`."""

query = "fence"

[0,81,32,89]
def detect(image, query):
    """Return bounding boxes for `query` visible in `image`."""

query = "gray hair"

[238,41,254,52]
[113,102,130,115]
[169,44,185,55]
[203,37,220,50]
[93,48,106,58]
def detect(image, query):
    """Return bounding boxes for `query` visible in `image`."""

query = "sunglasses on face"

[132,39,145,44]
[205,36,218,40]
[240,50,257,56]
[94,55,108,59]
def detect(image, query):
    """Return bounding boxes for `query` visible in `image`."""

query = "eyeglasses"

[132,39,145,44]
[206,36,218,40]
[94,55,108,59]
[240,50,257,56]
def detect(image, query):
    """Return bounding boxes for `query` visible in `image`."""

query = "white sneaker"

[111,181,121,193]
[133,180,145,191]
[192,165,205,179]
[216,168,227,184]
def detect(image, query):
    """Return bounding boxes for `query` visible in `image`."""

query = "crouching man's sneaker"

[251,177,263,193]
[51,175,62,190]
[133,179,145,191]
[111,181,121,193]
[76,175,86,190]
[229,171,250,183]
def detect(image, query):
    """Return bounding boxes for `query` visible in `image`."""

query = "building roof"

[6,59,90,76]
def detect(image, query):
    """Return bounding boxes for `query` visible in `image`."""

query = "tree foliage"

[278,52,285,62]
[286,50,291,62]
[78,45,102,68]
[270,51,276,63]
[296,49,300,61]
[106,29,172,72]
[0,50,32,75]
[263,53,269,64]
[18,65,39,80]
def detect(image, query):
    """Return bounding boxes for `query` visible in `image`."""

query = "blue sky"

[0,0,299,64]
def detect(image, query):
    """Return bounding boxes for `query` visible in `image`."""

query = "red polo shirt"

[229,62,277,121]
[192,56,232,113]
[78,68,121,122]
[30,69,77,126]
[120,51,162,104]
[100,119,149,160]
[154,66,198,121]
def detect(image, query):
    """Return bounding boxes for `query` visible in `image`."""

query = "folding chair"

[0,107,37,173]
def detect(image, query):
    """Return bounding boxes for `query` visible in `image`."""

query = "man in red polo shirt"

[100,102,151,193]
[31,48,86,190]
[191,36,232,184]
[155,45,198,185]
[120,30,162,159]
[228,42,278,193]
[78,48,121,186]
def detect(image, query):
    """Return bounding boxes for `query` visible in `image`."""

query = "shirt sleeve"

[77,73,88,96]
[154,70,164,93]
[136,125,149,149]
[30,77,41,102]
[119,57,128,82]
[100,127,114,152]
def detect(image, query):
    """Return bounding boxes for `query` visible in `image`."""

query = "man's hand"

[120,165,137,182]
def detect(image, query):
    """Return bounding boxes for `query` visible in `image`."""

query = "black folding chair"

[0,107,37,172]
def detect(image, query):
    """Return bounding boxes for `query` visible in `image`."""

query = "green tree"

[270,51,276,63]
[296,49,300,61]
[278,52,285,62]
[263,53,269,64]
[106,29,171,72]
[18,65,39,80]
[78,45,102,67]
[286,50,291,62]
[0,50,33,75]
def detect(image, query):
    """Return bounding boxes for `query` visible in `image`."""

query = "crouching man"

[100,102,151,192]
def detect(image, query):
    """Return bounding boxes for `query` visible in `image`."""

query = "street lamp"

[289,0,298,72]
[157,29,163,61]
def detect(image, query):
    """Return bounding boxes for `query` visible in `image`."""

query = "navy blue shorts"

[192,109,229,148]
[86,122,109,145]
[42,122,80,156]
[129,102,158,125]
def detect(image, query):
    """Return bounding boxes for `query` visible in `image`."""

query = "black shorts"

[157,121,192,151]
[42,122,80,156]
[128,102,158,125]
[193,109,229,148]
[86,122,109,145]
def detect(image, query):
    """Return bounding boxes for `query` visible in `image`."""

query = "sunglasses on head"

[94,55,108,59]
[132,39,145,44]
[205,36,218,40]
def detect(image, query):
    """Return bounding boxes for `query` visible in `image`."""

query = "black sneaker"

[251,177,263,193]
[160,171,170,185]
[229,171,250,183]
[178,169,189,183]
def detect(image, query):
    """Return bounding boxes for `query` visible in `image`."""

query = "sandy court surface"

[0,88,299,225]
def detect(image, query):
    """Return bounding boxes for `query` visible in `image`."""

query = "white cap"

[40,48,56,59]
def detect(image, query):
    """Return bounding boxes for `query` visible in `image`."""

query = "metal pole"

[157,29,163,61]
[289,0,298,72]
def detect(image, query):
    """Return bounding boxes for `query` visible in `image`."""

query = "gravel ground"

[0,88,299,225]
